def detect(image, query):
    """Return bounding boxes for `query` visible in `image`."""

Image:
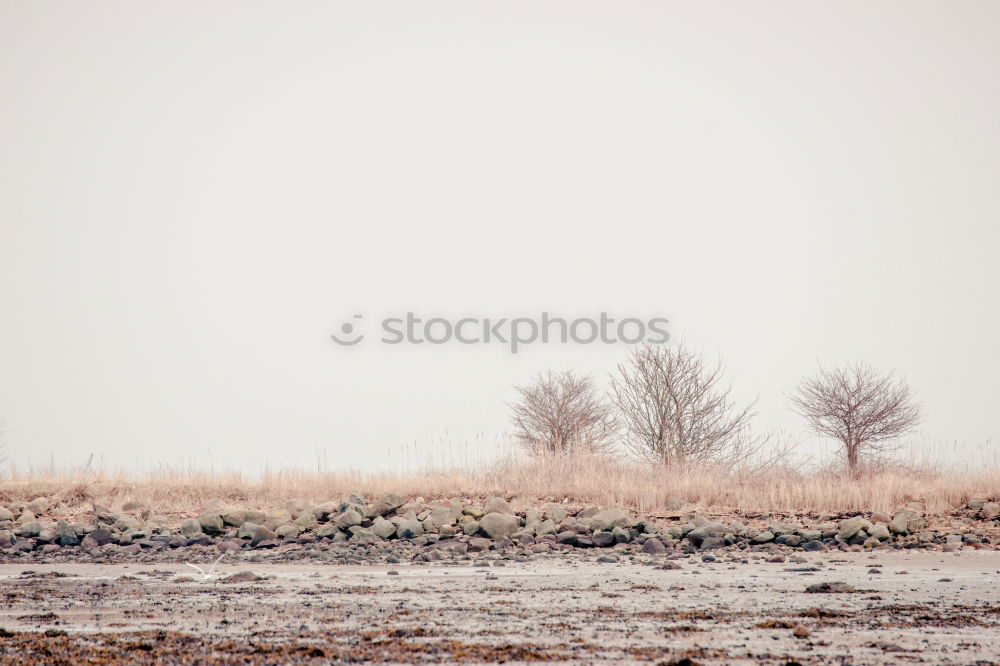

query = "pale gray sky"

[2,1,998,472]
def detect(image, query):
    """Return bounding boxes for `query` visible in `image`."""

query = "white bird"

[185,553,225,580]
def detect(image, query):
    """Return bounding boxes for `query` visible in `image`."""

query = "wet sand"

[2,550,999,664]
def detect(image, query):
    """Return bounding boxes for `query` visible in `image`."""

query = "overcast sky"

[2,2,998,473]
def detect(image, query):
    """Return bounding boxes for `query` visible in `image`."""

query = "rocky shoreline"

[2,493,999,564]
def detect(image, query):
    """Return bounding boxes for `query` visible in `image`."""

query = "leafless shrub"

[610,343,762,466]
[509,370,617,455]
[789,362,921,477]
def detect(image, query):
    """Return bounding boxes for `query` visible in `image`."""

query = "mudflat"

[1,550,999,664]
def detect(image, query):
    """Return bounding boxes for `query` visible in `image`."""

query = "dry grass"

[1,454,997,519]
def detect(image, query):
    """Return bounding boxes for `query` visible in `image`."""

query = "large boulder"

[889,509,925,535]
[483,496,514,515]
[869,524,891,541]
[198,513,224,535]
[544,503,567,523]
[837,517,872,541]
[312,502,338,521]
[589,509,629,532]
[263,510,292,531]
[275,524,299,539]
[371,516,397,539]
[26,497,50,515]
[335,510,363,529]
[222,510,266,527]
[427,506,459,529]
[0,506,13,522]
[18,522,43,538]
[179,519,202,537]
[369,494,405,517]
[686,521,726,547]
[251,525,276,546]
[114,514,143,532]
[394,518,424,539]
[981,502,1000,520]
[294,513,318,531]
[478,512,520,539]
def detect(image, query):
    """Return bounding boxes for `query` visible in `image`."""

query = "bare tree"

[788,362,921,477]
[509,370,617,455]
[610,343,760,466]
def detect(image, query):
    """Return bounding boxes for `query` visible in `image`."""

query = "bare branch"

[509,370,618,456]
[610,343,762,466]
[788,361,921,477]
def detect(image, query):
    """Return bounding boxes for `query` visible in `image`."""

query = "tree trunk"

[846,440,859,478]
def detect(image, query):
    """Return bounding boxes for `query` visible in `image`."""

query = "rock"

[121,500,143,512]
[462,505,485,519]
[591,531,615,547]
[889,509,926,535]
[462,520,479,536]
[837,517,872,541]
[293,513,317,531]
[250,525,276,547]
[686,521,726,547]
[113,514,143,532]
[348,526,381,541]
[805,581,855,593]
[275,524,299,539]
[238,522,260,539]
[18,522,42,538]
[700,536,726,550]
[395,518,424,539]
[312,502,338,521]
[427,506,459,529]
[801,540,826,552]
[179,519,203,538]
[597,554,619,563]
[752,531,775,544]
[93,505,116,524]
[222,510,265,527]
[0,507,13,522]
[263,510,292,531]
[483,496,513,515]
[534,519,557,536]
[369,494,405,517]
[466,537,493,552]
[797,529,822,541]
[768,521,798,535]
[981,502,1000,520]
[544,503,567,523]
[26,497,50,515]
[199,513,224,535]
[478,512,520,539]
[335,510,363,529]
[870,511,891,524]
[968,498,986,511]
[220,571,263,583]
[315,524,341,538]
[792,624,810,639]
[611,526,631,544]
[589,509,629,532]
[642,538,667,555]
[869,524,891,541]
[371,516,397,539]
[88,528,114,546]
